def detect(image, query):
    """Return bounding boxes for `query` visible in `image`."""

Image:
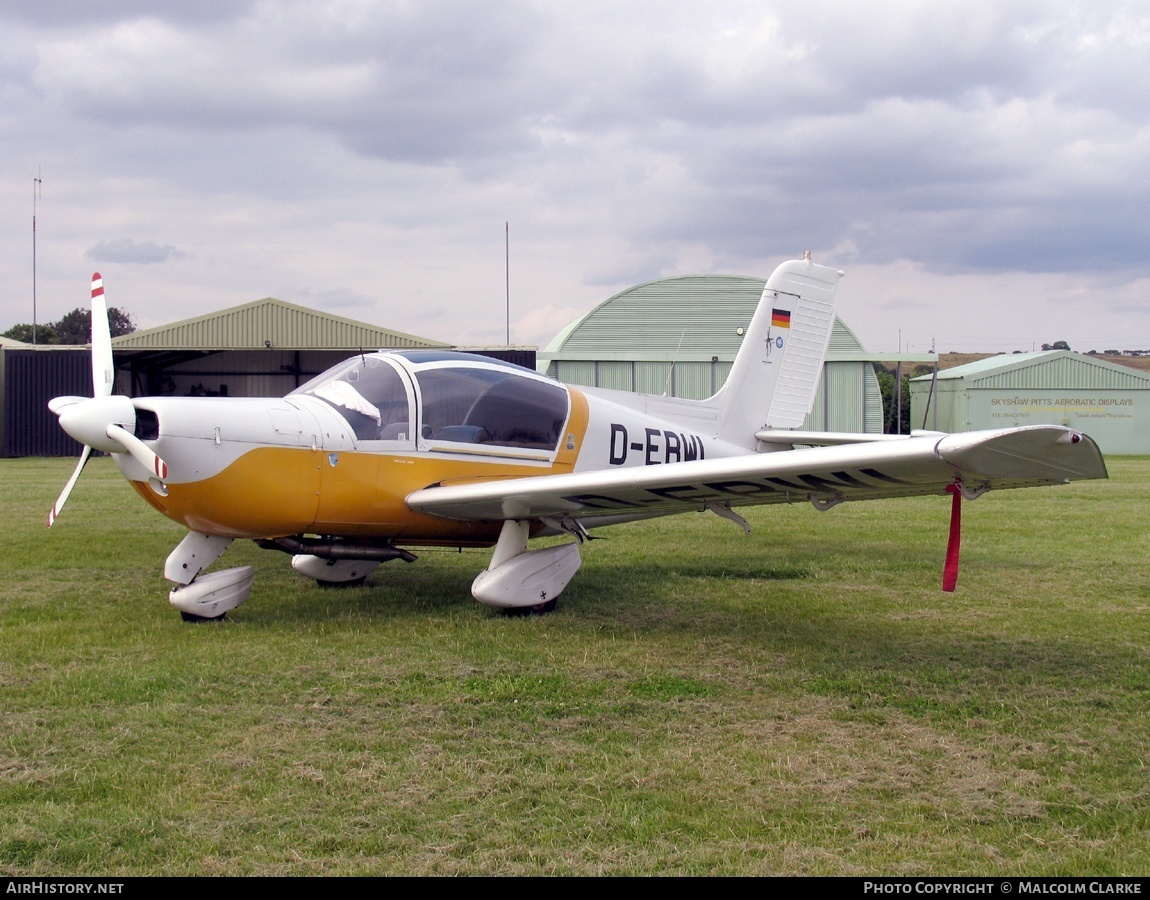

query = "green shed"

[911,351,1150,454]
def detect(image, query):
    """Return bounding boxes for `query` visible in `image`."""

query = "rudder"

[714,259,843,449]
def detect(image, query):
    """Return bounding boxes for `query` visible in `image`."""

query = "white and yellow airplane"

[48,260,1107,620]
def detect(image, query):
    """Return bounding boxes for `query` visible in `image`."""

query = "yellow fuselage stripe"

[131,388,590,545]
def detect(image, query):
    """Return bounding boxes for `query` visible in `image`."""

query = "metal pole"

[505,222,510,345]
[894,361,902,434]
[32,170,41,345]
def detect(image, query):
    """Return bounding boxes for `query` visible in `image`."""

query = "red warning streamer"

[943,483,962,592]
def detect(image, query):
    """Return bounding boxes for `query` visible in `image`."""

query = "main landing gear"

[470,520,581,614]
[165,533,252,622]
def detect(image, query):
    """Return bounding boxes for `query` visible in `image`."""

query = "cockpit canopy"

[291,351,570,454]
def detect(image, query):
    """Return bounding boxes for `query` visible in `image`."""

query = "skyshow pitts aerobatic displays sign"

[979,389,1144,453]
[988,393,1136,422]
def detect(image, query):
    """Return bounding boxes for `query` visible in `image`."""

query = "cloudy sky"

[2,0,1148,354]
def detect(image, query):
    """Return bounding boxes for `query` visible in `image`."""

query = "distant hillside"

[1094,355,1150,372]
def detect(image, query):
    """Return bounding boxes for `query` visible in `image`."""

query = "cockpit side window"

[465,376,567,448]
[415,367,568,451]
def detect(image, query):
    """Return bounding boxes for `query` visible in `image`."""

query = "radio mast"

[32,168,42,344]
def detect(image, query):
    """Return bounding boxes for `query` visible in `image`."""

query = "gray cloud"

[3,0,254,28]
[2,0,1149,352]
[86,239,190,264]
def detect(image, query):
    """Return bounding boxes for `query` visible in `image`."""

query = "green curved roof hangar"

[538,273,914,434]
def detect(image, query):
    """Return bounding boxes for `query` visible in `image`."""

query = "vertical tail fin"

[714,259,842,448]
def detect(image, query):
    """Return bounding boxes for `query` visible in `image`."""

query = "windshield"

[291,355,412,441]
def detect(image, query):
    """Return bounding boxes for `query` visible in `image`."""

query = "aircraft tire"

[179,611,227,623]
[316,577,368,589]
[502,598,558,617]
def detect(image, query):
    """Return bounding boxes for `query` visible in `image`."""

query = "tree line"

[2,307,136,344]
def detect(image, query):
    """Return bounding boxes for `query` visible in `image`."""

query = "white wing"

[406,425,1106,523]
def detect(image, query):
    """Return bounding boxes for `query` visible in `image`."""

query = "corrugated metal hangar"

[2,298,534,457]
[4,274,948,457]
[537,274,927,433]
[911,350,1150,454]
[110,297,452,399]
[36,275,1131,458]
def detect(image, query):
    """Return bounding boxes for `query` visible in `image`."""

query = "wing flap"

[406,425,1106,523]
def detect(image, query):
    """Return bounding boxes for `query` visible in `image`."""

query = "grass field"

[1,456,1148,876]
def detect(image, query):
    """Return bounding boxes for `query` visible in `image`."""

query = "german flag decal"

[771,308,791,328]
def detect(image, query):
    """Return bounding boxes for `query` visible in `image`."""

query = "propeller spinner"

[47,273,169,526]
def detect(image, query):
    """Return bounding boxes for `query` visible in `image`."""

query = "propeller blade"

[48,444,92,527]
[48,274,167,527]
[107,423,169,480]
[90,273,114,398]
